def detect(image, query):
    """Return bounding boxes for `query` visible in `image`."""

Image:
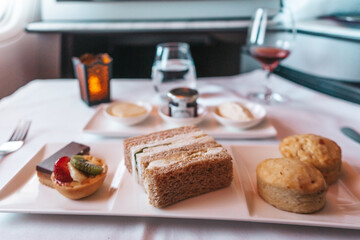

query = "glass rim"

[246,6,296,48]
[254,7,292,14]
[156,42,189,49]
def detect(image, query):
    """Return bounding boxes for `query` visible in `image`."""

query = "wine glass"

[151,42,197,101]
[246,6,296,104]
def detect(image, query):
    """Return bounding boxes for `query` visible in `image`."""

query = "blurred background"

[0,0,359,100]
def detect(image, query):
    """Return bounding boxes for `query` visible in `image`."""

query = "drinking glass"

[152,42,197,100]
[246,6,296,103]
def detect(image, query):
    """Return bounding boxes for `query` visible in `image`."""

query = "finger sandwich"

[123,126,233,208]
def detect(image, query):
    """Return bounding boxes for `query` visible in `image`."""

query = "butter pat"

[108,102,147,118]
[217,102,254,121]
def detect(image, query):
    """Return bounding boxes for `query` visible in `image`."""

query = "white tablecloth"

[0,70,359,239]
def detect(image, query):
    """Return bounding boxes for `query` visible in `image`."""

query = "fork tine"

[8,126,18,142]
[17,121,30,141]
[17,121,31,141]
[21,121,31,141]
[9,121,31,142]
[8,121,23,141]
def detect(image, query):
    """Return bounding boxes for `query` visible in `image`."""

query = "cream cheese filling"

[130,130,206,184]
[136,135,215,183]
[147,147,224,169]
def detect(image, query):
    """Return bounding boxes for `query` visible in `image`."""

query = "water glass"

[151,42,197,100]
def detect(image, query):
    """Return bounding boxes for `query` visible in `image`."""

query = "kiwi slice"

[70,155,103,176]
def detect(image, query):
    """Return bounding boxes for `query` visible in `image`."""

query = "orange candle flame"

[88,75,102,94]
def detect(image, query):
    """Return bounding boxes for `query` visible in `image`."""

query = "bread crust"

[138,141,220,183]
[124,125,234,208]
[256,158,327,213]
[51,156,108,200]
[144,153,233,208]
[279,134,342,185]
[123,125,199,173]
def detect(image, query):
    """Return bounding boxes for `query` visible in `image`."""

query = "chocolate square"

[36,142,90,175]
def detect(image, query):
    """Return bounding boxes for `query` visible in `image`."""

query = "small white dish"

[158,104,207,126]
[103,101,152,125]
[212,101,266,129]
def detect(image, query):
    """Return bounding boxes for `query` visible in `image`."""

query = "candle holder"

[72,53,112,106]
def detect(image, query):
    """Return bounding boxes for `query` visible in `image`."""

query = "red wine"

[250,47,290,71]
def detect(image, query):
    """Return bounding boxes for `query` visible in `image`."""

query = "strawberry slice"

[53,156,73,183]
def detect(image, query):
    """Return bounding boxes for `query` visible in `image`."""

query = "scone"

[51,155,108,200]
[256,157,327,213]
[279,134,342,185]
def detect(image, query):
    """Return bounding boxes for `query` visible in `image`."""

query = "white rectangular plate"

[83,105,277,139]
[0,143,359,230]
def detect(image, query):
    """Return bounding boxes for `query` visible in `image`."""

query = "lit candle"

[73,53,112,106]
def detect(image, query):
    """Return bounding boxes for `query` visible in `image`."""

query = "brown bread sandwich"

[123,126,233,208]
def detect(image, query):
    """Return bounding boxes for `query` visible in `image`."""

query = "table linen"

[0,70,359,239]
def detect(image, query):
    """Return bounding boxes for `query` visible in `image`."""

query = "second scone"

[279,134,342,185]
[257,157,327,214]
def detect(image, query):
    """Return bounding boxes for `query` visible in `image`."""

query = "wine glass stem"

[264,70,272,102]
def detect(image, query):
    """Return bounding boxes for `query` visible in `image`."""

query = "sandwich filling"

[146,147,224,169]
[130,129,213,184]
[123,125,234,208]
[142,146,225,194]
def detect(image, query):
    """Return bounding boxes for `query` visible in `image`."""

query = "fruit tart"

[51,155,108,200]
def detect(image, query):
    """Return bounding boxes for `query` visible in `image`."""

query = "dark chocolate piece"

[36,142,90,175]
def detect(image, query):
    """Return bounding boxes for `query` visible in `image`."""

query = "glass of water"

[152,42,197,100]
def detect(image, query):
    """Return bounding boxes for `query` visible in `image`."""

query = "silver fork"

[0,120,31,158]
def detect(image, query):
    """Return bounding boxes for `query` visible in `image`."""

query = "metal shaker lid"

[167,88,198,103]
